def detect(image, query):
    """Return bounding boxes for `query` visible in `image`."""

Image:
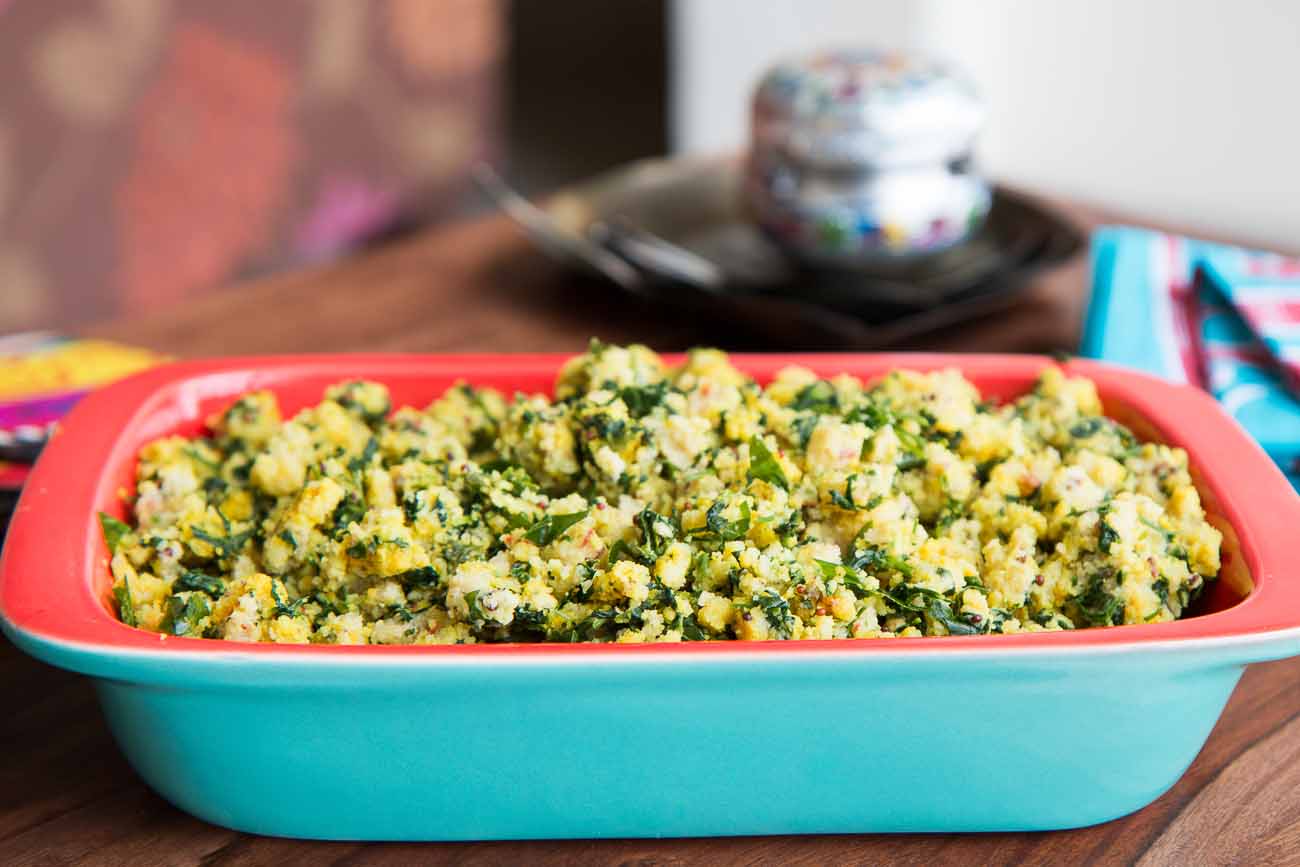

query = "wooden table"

[6,203,1300,865]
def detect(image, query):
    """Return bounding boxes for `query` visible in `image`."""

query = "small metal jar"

[746,47,990,269]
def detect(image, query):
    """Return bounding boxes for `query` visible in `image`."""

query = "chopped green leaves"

[1068,418,1105,438]
[1075,570,1125,626]
[845,400,926,466]
[402,491,425,524]
[934,497,964,531]
[789,380,839,413]
[829,489,856,511]
[752,588,794,636]
[270,582,305,619]
[512,604,549,634]
[618,381,670,418]
[334,381,391,424]
[311,591,348,617]
[746,436,789,491]
[183,444,222,471]
[924,597,980,636]
[1152,577,1170,610]
[607,538,654,567]
[688,498,751,543]
[1098,519,1120,553]
[813,560,976,633]
[501,511,534,531]
[161,592,210,637]
[635,508,676,557]
[190,509,253,560]
[346,535,409,558]
[174,570,224,597]
[895,452,926,472]
[390,565,441,587]
[843,400,893,429]
[464,590,491,622]
[581,412,629,445]
[772,509,801,540]
[679,613,708,641]
[190,527,240,557]
[1066,416,1140,457]
[331,494,366,536]
[347,437,380,475]
[98,512,131,553]
[790,414,820,449]
[550,606,622,642]
[114,577,137,627]
[829,475,874,511]
[814,560,872,597]
[709,499,750,541]
[849,545,914,578]
[525,508,590,546]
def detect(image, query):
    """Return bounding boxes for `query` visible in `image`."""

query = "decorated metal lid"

[753,47,984,170]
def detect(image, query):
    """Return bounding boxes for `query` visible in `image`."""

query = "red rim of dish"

[1,352,1297,658]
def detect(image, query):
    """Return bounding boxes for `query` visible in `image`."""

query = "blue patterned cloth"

[1081,226,1300,490]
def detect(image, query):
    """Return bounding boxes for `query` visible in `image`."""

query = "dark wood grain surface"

[5,202,1299,865]
[81,200,1096,358]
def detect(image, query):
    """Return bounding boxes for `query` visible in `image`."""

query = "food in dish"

[102,342,1221,644]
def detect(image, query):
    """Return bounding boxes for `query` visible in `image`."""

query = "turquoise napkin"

[1082,226,1299,490]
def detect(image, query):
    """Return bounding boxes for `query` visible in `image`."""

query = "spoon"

[472,164,646,294]
[587,218,727,293]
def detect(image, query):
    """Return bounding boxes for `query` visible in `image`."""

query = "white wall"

[671,0,1300,251]
[669,0,917,153]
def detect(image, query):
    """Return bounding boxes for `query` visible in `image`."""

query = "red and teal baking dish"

[2,353,1299,841]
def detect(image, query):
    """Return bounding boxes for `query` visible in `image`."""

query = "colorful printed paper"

[0,333,165,490]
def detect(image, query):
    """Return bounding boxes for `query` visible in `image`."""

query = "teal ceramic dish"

[2,353,1298,841]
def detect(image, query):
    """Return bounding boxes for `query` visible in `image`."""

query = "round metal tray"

[539,157,1083,349]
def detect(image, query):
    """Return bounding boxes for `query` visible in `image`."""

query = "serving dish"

[2,352,1298,841]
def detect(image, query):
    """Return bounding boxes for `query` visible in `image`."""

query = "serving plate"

[2,353,1298,840]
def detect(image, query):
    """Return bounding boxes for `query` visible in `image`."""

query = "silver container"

[746,47,990,268]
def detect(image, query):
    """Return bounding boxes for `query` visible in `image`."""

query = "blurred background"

[673,0,1299,251]
[0,0,666,333]
[1,0,1296,336]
